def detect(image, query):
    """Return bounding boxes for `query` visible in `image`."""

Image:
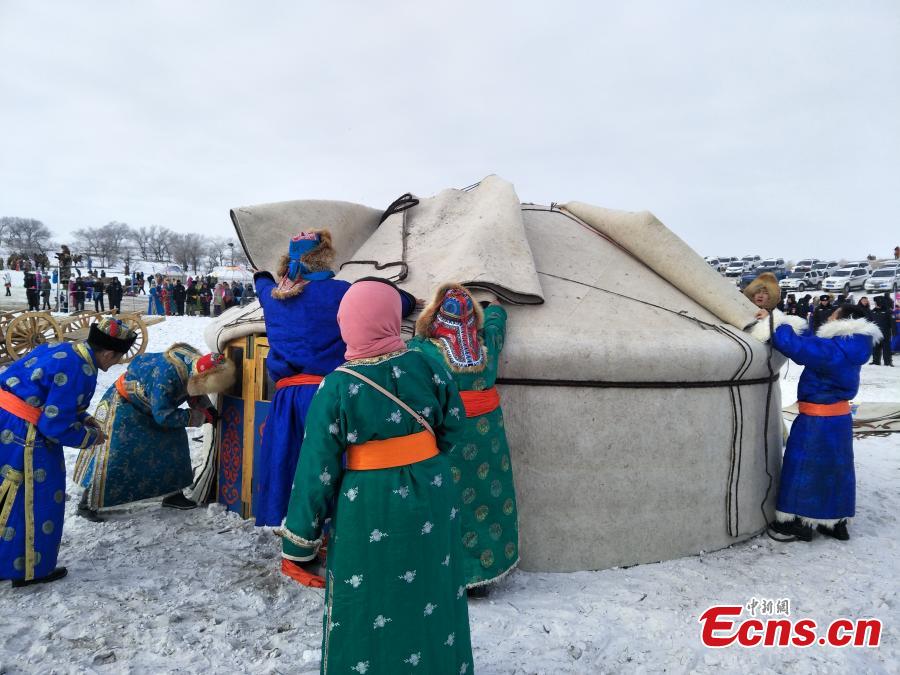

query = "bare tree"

[4,217,54,256]
[128,224,173,261]
[170,233,207,273]
[205,237,230,269]
[0,217,13,246]
[149,225,174,262]
[72,222,130,268]
[101,221,130,264]
[129,225,153,259]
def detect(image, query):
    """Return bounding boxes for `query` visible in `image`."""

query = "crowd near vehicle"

[821,267,870,293]
[864,267,900,293]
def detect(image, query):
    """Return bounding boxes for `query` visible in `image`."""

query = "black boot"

[467,585,491,599]
[77,492,105,522]
[12,566,68,587]
[817,520,849,541]
[770,517,813,542]
[161,492,198,510]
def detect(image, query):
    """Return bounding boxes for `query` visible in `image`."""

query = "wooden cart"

[0,310,164,365]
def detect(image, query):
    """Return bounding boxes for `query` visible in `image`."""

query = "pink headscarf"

[338,280,407,360]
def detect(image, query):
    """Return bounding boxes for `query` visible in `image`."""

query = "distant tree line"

[0,216,248,273]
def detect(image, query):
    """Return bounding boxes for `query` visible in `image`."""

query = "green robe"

[408,305,519,588]
[282,349,474,675]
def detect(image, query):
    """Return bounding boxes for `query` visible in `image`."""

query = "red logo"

[700,603,882,648]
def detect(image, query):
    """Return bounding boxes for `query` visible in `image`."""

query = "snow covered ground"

[0,316,897,674]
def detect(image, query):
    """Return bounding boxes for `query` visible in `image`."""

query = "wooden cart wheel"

[118,315,149,363]
[0,311,21,363]
[5,312,64,361]
[63,310,101,335]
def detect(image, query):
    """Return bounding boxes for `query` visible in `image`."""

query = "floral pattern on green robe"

[408,305,519,588]
[282,349,474,675]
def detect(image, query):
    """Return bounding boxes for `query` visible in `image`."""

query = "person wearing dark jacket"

[107,277,123,313]
[24,272,39,311]
[811,295,834,333]
[93,277,105,312]
[870,296,895,366]
[784,294,798,316]
[40,278,52,310]
[796,294,812,322]
[185,281,199,316]
[173,280,186,315]
[856,296,872,318]
[74,277,86,311]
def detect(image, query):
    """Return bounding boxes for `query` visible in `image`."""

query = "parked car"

[725,261,750,284]
[705,257,725,272]
[780,270,819,293]
[844,260,873,272]
[792,258,820,273]
[756,258,788,279]
[717,256,738,272]
[821,267,870,294]
[740,255,761,270]
[811,261,839,276]
[864,267,900,293]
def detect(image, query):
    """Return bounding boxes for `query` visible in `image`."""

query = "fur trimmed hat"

[415,282,484,337]
[272,229,335,299]
[87,317,137,354]
[743,272,781,310]
[187,352,237,396]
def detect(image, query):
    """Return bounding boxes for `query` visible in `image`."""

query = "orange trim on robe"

[115,374,130,401]
[275,373,325,390]
[459,387,501,418]
[0,389,41,425]
[346,430,438,471]
[798,401,851,417]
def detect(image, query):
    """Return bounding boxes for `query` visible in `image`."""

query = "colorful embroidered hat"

[415,283,485,371]
[88,317,137,354]
[187,352,236,396]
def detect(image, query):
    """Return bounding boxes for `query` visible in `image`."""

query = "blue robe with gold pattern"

[0,342,101,581]
[75,344,200,509]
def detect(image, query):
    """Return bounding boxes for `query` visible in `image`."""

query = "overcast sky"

[1,1,898,261]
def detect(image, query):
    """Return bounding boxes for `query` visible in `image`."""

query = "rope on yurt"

[339,193,419,282]
[526,205,782,540]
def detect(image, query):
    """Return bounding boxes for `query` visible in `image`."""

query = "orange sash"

[798,401,851,417]
[0,389,41,425]
[115,374,130,401]
[275,373,325,390]
[459,386,501,418]
[346,430,438,470]
[280,558,325,588]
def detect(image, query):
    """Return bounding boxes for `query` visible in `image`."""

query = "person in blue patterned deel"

[74,345,236,519]
[0,318,135,587]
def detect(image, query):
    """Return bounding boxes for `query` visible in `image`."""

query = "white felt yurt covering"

[207,176,782,573]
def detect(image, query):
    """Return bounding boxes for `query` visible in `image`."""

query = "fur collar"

[816,318,883,344]
[748,309,807,343]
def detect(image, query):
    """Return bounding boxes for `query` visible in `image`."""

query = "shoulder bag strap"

[334,366,434,436]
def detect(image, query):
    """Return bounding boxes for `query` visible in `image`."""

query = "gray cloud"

[1,1,898,261]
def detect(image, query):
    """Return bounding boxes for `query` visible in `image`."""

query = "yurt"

[204,176,783,573]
